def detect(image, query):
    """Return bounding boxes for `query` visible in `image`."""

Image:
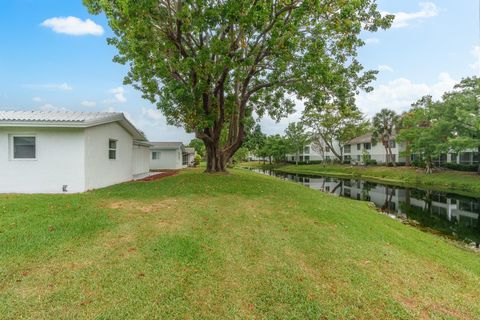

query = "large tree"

[372,108,399,166]
[85,0,392,172]
[285,122,309,165]
[302,103,369,162]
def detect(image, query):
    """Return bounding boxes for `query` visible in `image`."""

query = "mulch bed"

[138,171,179,182]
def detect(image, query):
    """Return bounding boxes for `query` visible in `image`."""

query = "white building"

[150,142,193,170]
[0,111,150,194]
[343,133,406,164]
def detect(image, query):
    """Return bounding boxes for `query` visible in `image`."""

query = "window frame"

[152,151,161,160]
[109,139,118,160]
[10,134,37,161]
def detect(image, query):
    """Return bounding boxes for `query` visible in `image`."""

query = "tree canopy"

[84,0,392,172]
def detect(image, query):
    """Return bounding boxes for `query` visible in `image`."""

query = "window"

[109,139,117,160]
[325,156,330,161]
[152,151,160,160]
[299,156,304,162]
[13,136,36,159]
[291,156,295,161]
[460,152,471,164]
[357,143,361,151]
[304,146,310,154]
[304,156,310,162]
[364,143,371,150]
[344,145,351,153]
[325,146,330,152]
[450,153,458,163]
[357,155,361,161]
[389,140,396,148]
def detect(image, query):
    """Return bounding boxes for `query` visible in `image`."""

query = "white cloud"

[377,65,394,72]
[41,16,104,36]
[357,72,456,117]
[470,45,480,73]
[25,83,73,91]
[103,86,127,104]
[385,2,439,29]
[365,37,380,44]
[32,96,43,102]
[81,100,97,107]
[39,104,70,112]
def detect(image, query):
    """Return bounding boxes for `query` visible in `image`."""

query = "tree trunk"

[405,141,411,166]
[295,150,299,166]
[204,140,226,173]
[384,144,390,166]
[477,146,480,174]
[388,147,396,167]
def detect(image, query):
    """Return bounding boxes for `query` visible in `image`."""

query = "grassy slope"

[1,169,479,319]
[259,163,480,197]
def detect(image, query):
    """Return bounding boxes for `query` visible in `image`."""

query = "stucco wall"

[150,148,182,170]
[84,122,134,190]
[132,143,150,175]
[0,127,85,193]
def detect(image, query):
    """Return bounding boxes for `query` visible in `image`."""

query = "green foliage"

[193,154,202,167]
[372,108,399,166]
[188,138,206,158]
[83,0,393,170]
[232,147,249,163]
[243,124,266,156]
[284,122,310,165]
[302,103,369,161]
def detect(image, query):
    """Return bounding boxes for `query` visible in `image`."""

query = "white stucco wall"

[150,148,183,170]
[132,143,150,175]
[0,127,85,193]
[84,122,134,190]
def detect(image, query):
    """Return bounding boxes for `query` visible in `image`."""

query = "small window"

[357,143,361,151]
[389,140,396,148]
[325,146,330,152]
[109,139,117,160]
[13,136,36,159]
[152,151,160,160]
[344,145,351,153]
[304,146,310,154]
[364,143,371,150]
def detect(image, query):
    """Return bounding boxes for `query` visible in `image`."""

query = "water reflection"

[250,168,480,247]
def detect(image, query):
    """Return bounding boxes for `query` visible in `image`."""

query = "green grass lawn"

[1,169,480,319]
[249,162,480,197]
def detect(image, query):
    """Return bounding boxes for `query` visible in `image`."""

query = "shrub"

[193,154,201,167]
[442,163,478,172]
[365,159,377,166]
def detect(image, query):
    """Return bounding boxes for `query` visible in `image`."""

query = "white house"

[150,142,193,170]
[0,110,150,194]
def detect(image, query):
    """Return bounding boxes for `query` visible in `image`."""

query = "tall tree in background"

[302,104,369,162]
[397,96,449,173]
[84,0,392,172]
[372,108,399,166]
[285,122,309,165]
[188,138,206,158]
[243,124,266,159]
[441,77,480,172]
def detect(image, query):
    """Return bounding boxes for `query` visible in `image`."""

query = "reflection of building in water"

[252,169,480,243]
[338,179,479,230]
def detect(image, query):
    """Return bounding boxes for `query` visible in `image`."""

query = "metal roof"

[347,133,373,145]
[0,110,121,123]
[0,110,147,141]
[150,142,184,148]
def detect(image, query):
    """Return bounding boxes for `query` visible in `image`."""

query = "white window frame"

[152,151,161,160]
[109,139,118,160]
[10,134,37,161]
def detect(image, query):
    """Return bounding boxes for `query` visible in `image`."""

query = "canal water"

[248,168,480,248]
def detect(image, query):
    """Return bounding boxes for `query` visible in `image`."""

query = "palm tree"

[372,109,399,166]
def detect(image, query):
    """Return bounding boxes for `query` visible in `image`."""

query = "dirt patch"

[138,171,179,181]
[396,295,469,320]
[107,198,180,213]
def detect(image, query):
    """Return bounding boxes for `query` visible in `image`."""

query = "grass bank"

[1,169,480,319]
[247,162,480,197]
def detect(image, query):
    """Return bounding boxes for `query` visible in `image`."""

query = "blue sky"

[0,1,479,142]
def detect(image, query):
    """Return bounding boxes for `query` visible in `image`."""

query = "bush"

[193,154,201,167]
[411,159,426,168]
[442,163,478,172]
[365,159,377,166]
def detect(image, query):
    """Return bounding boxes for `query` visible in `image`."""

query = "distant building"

[150,142,194,170]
